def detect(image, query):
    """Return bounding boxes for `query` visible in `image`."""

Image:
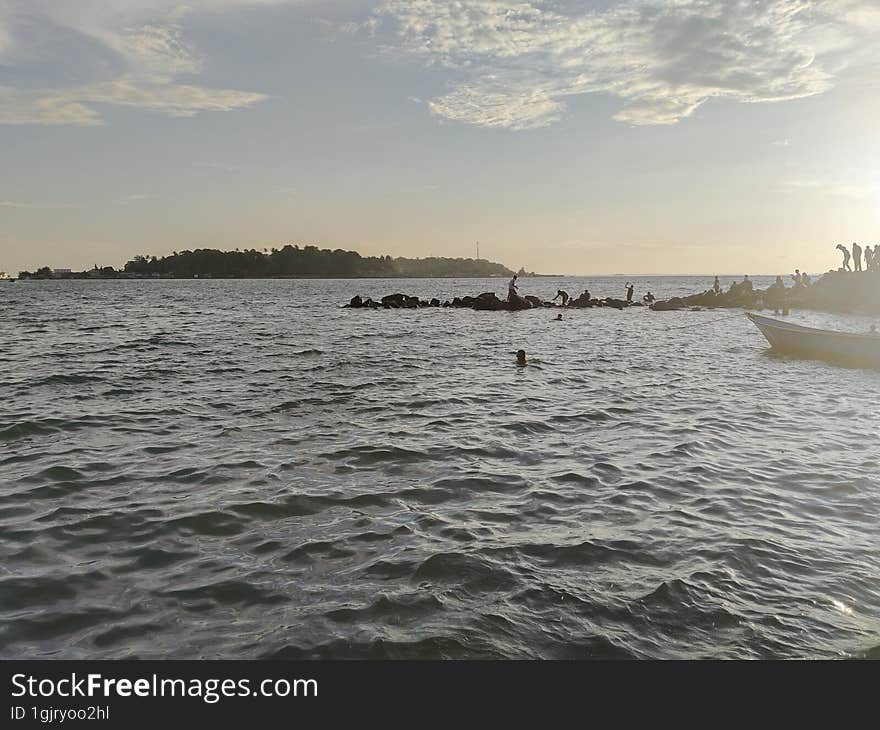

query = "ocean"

[2,276,879,659]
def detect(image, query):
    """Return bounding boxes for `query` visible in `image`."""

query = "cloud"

[0,0,281,125]
[114,193,155,205]
[0,199,78,208]
[110,23,204,79]
[0,79,267,126]
[371,0,878,128]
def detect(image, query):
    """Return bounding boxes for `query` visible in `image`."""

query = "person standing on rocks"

[853,242,863,272]
[508,273,519,303]
[836,244,852,271]
[625,282,635,303]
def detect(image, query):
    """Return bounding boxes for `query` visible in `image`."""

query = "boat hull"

[747,312,880,368]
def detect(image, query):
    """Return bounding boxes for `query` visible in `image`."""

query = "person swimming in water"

[553,313,563,321]
[552,289,570,306]
[516,349,527,365]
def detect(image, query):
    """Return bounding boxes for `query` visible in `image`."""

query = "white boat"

[747,312,880,368]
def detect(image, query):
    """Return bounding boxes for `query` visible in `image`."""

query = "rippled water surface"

[2,277,879,659]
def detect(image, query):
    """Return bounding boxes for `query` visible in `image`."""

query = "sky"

[1,0,879,276]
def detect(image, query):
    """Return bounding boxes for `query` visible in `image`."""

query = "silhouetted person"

[508,273,519,302]
[552,289,570,306]
[713,276,720,294]
[766,276,784,307]
[554,313,563,321]
[874,246,880,271]
[625,282,634,302]
[582,289,591,301]
[866,247,874,272]
[643,292,655,303]
[802,272,811,287]
[516,349,527,365]
[853,242,862,272]
[836,244,852,271]
[792,269,802,287]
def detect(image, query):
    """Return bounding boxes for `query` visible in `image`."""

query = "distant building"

[52,268,72,277]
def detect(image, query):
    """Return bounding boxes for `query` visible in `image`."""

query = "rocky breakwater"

[649,270,880,315]
[345,292,643,312]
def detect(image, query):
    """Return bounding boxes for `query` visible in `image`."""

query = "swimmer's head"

[516,349,526,364]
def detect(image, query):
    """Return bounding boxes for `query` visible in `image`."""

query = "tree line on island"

[17,245,535,280]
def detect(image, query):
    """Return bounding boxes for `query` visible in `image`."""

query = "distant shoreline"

[15,274,527,281]
[12,273,795,281]
[15,245,537,281]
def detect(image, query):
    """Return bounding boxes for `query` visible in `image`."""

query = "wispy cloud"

[193,161,243,173]
[0,80,267,126]
[0,1,283,125]
[0,199,78,209]
[114,193,155,205]
[370,0,879,129]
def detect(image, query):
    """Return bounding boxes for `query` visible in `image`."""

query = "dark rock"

[381,293,407,306]
[473,292,507,311]
[650,297,686,311]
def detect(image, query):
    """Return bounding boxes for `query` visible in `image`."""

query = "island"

[16,245,536,280]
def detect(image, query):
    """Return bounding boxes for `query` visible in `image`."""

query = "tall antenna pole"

[476,241,480,261]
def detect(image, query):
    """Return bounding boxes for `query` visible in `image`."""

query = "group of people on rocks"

[836,242,880,272]
[791,269,811,287]
[508,251,873,316]
[509,273,653,308]
[724,274,753,297]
